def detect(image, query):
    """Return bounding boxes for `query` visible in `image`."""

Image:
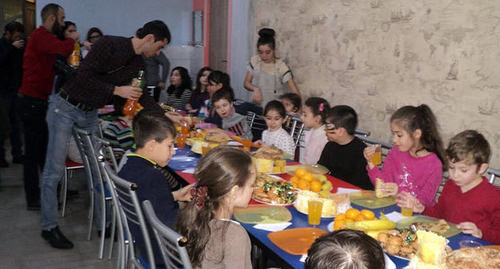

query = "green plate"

[350,191,396,209]
[285,164,330,175]
[233,204,292,224]
[395,215,461,238]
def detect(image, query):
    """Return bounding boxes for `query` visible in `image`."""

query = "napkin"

[300,254,307,262]
[180,168,195,174]
[253,222,292,232]
[336,187,361,194]
[383,211,409,222]
[384,253,396,269]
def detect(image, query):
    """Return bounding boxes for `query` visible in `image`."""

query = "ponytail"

[391,104,446,168]
[305,97,331,123]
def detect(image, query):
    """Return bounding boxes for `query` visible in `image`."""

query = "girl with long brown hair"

[174,146,255,268]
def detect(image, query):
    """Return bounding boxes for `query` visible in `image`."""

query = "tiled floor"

[0,155,115,268]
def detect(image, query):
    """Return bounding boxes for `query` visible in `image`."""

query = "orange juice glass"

[308,200,323,226]
[180,123,189,136]
[401,207,413,217]
[201,146,211,155]
[372,148,382,165]
[176,136,186,149]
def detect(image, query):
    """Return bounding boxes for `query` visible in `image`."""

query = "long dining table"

[168,145,493,269]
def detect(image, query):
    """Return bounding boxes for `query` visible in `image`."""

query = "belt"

[57,89,95,112]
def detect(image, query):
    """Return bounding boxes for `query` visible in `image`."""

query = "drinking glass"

[459,239,482,248]
[176,135,186,149]
[308,200,323,226]
[372,146,382,165]
[201,146,211,155]
[180,122,189,136]
[401,207,413,217]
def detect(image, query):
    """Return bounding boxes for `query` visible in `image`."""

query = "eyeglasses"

[325,123,337,130]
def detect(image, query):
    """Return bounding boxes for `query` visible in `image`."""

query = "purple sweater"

[366,146,443,207]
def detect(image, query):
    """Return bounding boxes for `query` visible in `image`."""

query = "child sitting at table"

[212,89,252,139]
[317,105,373,190]
[397,130,500,244]
[175,146,255,268]
[300,97,330,164]
[363,104,446,206]
[118,110,194,266]
[103,97,134,161]
[257,100,295,156]
[280,92,301,116]
[305,229,385,269]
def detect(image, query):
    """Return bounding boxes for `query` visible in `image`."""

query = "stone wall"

[253,0,500,168]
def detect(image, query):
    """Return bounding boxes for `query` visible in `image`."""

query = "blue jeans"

[41,93,99,230]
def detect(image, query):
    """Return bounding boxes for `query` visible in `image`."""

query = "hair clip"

[325,123,337,130]
[190,186,208,209]
[319,103,324,112]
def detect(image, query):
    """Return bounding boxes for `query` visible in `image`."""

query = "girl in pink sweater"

[363,104,446,206]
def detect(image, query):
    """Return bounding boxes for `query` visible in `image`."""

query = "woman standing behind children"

[212,89,252,139]
[164,66,192,111]
[397,130,500,244]
[258,100,295,156]
[364,104,446,206]
[300,97,330,164]
[244,28,301,105]
[186,66,211,114]
[175,146,255,268]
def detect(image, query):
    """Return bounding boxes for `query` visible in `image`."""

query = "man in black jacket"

[0,21,25,167]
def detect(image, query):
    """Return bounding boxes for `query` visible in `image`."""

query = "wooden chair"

[142,200,193,269]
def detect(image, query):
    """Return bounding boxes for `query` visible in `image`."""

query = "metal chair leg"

[87,191,94,240]
[108,206,117,259]
[61,169,68,217]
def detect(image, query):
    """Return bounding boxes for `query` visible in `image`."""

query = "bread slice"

[375,178,390,198]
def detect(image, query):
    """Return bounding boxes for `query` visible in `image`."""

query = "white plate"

[294,204,335,219]
[170,156,198,162]
[327,221,334,232]
[251,197,295,206]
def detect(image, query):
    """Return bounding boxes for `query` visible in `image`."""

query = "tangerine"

[345,208,360,220]
[310,180,322,192]
[302,173,314,182]
[295,168,307,178]
[298,179,310,191]
[354,214,365,222]
[360,209,375,220]
[334,213,346,222]
[334,219,345,230]
[290,176,299,183]
[344,219,354,223]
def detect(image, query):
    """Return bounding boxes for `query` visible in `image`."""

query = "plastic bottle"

[68,41,81,67]
[123,70,145,116]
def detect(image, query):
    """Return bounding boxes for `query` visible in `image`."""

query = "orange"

[295,168,307,178]
[345,208,360,220]
[334,219,345,230]
[290,176,299,184]
[310,180,322,192]
[302,173,314,182]
[354,214,365,222]
[360,209,375,220]
[334,213,346,223]
[291,182,298,188]
[298,179,310,191]
[344,219,354,223]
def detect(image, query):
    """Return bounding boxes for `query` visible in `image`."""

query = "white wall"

[36,0,192,46]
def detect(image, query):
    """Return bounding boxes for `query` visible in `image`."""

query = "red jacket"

[18,26,74,100]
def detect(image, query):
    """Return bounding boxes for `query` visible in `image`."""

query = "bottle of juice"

[68,41,81,67]
[123,70,145,116]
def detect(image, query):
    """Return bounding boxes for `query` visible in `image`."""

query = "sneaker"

[0,158,8,168]
[41,226,74,249]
